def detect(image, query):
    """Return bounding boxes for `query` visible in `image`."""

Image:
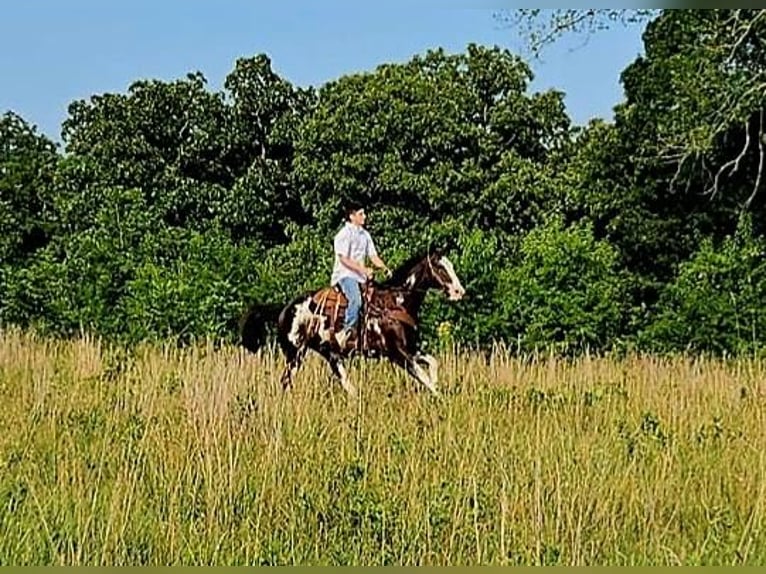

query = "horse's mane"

[377,249,436,289]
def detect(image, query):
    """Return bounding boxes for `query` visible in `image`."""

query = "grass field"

[0,328,764,565]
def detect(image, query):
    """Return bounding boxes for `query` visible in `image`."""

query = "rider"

[331,201,390,348]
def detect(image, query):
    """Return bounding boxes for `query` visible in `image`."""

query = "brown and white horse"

[240,248,465,396]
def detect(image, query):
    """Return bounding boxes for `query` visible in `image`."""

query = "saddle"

[310,283,416,342]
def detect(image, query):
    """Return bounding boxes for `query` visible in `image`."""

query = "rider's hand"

[364,267,374,280]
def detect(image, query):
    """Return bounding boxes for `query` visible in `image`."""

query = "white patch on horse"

[317,316,333,343]
[288,299,328,346]
[336,361,356,396]
[396,294,404,305]
[416,353,439,385]
[439,256,465,299]
[287,300,312,346]
[410,360,438,395]
[406,273,416,288]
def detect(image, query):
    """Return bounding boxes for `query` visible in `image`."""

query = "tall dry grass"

[0,328,764,565]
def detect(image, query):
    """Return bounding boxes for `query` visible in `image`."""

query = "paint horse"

[240,248,466,396]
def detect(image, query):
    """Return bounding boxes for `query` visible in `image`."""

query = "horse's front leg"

[414,352,439,387]
[391,345,440,396]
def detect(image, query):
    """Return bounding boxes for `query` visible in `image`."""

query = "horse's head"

[382,246,466,302]
[423,249,466,301]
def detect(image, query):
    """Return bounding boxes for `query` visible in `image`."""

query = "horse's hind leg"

[280,344,307,390]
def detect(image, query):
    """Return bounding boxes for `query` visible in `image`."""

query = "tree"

[628,10,766,207]
[495,9,656,57]
[61,71,232,229]
[60,55,314,244]
[500,9,766,207]
[0,112,58,263]
[223,54,316,244]
[293,43,571,236]
[494,217,630,354]
[642,214,766,355]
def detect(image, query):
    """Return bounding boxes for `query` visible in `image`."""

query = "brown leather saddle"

[310,283,416,337]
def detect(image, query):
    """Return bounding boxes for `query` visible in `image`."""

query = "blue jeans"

[337,277,362,331]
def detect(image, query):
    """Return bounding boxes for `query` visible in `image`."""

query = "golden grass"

[0,328,764,565]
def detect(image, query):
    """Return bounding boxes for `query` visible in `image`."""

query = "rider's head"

[345,201,366,227]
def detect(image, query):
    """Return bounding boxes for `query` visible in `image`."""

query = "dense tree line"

[2,10,765,355]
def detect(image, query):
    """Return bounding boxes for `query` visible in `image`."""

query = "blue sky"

[1,1,647,144]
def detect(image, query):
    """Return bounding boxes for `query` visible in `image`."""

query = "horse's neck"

[400,288,426,316]
[383,269,429,315]
[372,286,423,314]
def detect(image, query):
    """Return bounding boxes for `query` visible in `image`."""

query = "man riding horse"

[239,201,466,396]
[331,201,391,349]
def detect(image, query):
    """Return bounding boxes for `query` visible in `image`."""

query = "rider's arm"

[370,254,390,273]
[339,255,372,277]
[365,233,389,275]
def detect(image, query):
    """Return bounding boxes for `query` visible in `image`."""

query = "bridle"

[401,252,451,296]
[368,253,447,297]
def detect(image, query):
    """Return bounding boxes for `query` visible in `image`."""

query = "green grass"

[0,328,764,565]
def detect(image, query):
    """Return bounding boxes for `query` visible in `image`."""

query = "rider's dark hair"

[345,201,365,219]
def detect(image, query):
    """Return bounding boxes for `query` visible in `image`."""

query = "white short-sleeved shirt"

[331,222,378,285]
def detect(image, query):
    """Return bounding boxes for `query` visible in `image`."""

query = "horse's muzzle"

[448,286,466,301]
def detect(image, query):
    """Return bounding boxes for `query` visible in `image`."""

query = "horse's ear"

[431,239,455,258]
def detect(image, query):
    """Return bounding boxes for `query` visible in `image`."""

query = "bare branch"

[669,152,693,193]
[494,9,656,58]
[500,9,766,207]
[532,10,597,55]
[709,80,766,138]
[744,108,764,208]
[726,10,766,65]
[701,157,714,195]
[705,120,751,198]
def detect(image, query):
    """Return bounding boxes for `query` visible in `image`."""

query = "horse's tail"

[239,302,284,354]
